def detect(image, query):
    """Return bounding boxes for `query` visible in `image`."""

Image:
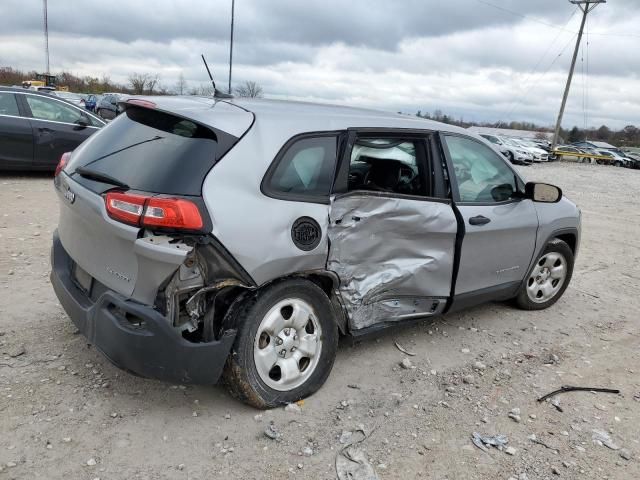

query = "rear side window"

[0,92,19,116]
[66,106,238,195]
[263,135,338,203]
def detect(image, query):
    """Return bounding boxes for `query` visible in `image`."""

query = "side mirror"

[525,182,562,203]
[74,116,89,129]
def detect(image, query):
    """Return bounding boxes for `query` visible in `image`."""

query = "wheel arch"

[220,270,348,335]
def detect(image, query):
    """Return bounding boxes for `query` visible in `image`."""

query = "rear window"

[66,106,237,195]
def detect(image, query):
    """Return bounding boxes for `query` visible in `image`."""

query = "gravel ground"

[0,162,639,479]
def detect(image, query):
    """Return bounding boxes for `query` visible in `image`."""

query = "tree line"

[0,67,263,98]
[414,110,639,147]
[2,66,636,146]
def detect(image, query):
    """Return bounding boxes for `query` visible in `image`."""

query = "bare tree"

[175,72,187,95]
[128,73,160,95]
[234,80,263,98]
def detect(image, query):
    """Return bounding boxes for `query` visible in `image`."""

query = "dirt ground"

[0,162,639,480]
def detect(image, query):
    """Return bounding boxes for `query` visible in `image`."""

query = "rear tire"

[222,279,339,408]
[515,239,574,310]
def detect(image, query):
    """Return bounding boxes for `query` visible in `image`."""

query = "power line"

[503,8,579,119]
[474,0,640,38]
[474,0,575,33]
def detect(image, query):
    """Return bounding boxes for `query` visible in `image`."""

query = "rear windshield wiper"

[74,166,130,189]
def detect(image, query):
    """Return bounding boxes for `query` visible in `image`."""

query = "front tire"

[515,239,574,310]
[223,279,339,408]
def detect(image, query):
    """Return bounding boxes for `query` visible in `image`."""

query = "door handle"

[469,215,491,226]
[38,127,54,134]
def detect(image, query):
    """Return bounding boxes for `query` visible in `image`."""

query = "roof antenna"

[201,54,233,99]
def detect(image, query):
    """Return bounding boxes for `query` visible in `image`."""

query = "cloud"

[0,0,637,128]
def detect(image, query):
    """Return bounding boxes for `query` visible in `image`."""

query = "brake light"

[143,198,204,229]
[105,192,147,226]
[104,192,204,230]
[126,99,156,109]
[55,152,71,177]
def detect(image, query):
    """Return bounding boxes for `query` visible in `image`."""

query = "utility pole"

[43,0,50,74]
[551,0,605,149]
[228,0,235,94]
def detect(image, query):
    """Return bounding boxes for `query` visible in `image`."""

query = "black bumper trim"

[50,231,236,384]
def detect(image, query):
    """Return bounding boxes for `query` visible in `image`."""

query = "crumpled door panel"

[327,193,457,330]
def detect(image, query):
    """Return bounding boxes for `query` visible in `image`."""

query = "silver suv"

[50,96,581,408]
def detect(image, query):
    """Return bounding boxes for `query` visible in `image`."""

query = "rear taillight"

[105,192,147,226]
[104,192,204,231]
[55,152,71,177]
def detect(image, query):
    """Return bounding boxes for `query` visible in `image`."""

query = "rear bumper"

[50,231,236,384]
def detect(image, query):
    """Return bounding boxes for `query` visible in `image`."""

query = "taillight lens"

[55,152,71,177]
[143,198,204,230]
[104,192,204,231]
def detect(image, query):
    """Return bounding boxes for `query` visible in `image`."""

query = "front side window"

[25,95,85,124]
[265,135,338,200]
[0,92,20,116]
[444,135,517,203]
[348,138,428,196]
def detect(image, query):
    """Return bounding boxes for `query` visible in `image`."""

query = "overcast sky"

[1,0,638,128]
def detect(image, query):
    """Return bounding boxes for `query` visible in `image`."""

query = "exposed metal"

[327,193,456,330]
[253,298,322,391]
[526,251,567,303]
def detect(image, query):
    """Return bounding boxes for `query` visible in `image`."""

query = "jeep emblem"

[64,188,76,204]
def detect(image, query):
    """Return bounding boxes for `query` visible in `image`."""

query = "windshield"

[66,106,238,195]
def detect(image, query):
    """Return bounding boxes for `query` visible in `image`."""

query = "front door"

[441,134,538,301]
[21,93,100,169]
[328,131,457,331]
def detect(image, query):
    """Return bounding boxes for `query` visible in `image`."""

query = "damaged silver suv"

[51,96,580,407]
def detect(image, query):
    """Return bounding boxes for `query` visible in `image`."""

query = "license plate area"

[72,262,93,295]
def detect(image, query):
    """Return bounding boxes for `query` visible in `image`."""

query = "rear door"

[21,93,103,169]
[328,130,457,331]
[440,133,538,303]
[0,91,33,169]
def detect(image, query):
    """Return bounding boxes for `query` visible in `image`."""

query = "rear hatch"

[54,98,253,303]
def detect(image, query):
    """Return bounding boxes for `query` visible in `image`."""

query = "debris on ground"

[399,357,413,369]
[527,434,559,453]
[471,432,509,453]
[592,429,620,450]
[537,385,621,402]
[508,408,522,423]
[284,403,302,414]
[6,344,25,358]
[394,341,416,356]
[264,423,281,441]
[336,429,379,480]
[619,448,632,461]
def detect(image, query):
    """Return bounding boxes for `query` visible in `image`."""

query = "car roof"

[127,95,471,138]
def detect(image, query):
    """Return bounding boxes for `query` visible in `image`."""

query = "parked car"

[511,139,549,162]
[595,149,632,168]
[551,145,586,162]
[84,94,99,112]
[52,91,86,108]
[95,93,125,120]
[0,86,105,171]
[479,134,532,165]
[50,97,581,408]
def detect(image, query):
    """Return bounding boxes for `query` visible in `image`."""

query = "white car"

[595,149,632,168]
[512,139,549,162]
[479,134,533,165]
[498,137,535,164]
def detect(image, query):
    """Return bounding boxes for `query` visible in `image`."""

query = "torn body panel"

[327,192,457,330]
